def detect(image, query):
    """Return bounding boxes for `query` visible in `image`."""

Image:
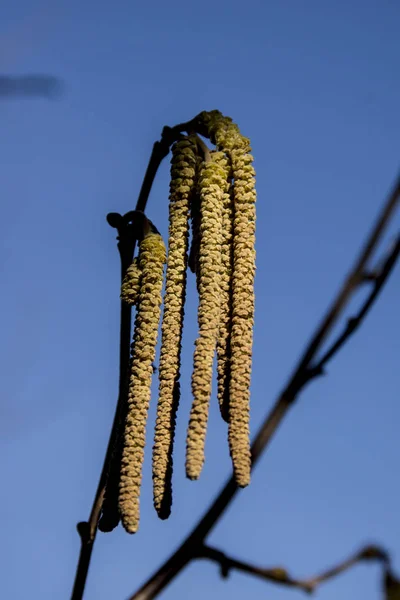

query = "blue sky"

[0,1,399,599]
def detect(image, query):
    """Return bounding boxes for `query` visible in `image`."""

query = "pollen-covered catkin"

[152,137,197,519]
[99,259,143,532]
[197,110,256,487]
[188,157,202,282]
[216,178,234,423]
[185,152,228,481]
[119,232,166,534]
[228,150,256,488]
[121,257,141,305]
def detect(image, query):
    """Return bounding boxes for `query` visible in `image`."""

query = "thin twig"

[71,215,135,600]
[197,543,390,594]
[312,234,400,372]
[128,172,399,600]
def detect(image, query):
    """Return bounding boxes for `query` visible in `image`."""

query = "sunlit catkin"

[185,152,228,481]
[198,110,256,487]
[216,177,234,423]
[119,232,166,533]
[99,257,143,532]
[121,257,141,305]
[228,150,256,487]
[152,137,197,518]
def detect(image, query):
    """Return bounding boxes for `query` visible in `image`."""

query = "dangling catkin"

[228,149,256,487]
[185,151,229,481]
[216,177,234,423]
[99,258,144,532]
[119,231,166,533]
[152,137,197,518]
[198,111,256,487]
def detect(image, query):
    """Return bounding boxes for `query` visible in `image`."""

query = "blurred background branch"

[0,74,62,99]
[197,543,398,596]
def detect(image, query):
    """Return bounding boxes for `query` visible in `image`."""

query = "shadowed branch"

[197,543,392,595]
[311,234,400,374]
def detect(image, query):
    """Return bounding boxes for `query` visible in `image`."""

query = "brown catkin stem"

[152,137,198,519]
[185,152,228,480]
[119,232,166,534]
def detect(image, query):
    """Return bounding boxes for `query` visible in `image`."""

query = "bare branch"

[198,544,390,595]
[312,234,400,371]
[128,172,400,600]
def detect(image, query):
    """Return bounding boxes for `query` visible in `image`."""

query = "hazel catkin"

[118,231,166,533]
[216,176,234,423]
[185,151,229,481]
[152,136,198,518]
[196,110,256,487]
[228,150,256,488]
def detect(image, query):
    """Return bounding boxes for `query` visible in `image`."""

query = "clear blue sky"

[0,1,399,599]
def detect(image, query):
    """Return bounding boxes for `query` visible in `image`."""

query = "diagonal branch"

[128,171,400,600]
[311,234,400,374]
[198,543,390,595]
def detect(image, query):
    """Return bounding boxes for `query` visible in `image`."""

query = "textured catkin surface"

[216,175,234,422]
[99,256,144,532]
[121,257,142,305]
[198,111,256,487]
[186,152,228,481]
[119,233,166,534]
[228,150,256,487]
[152,137,197,518]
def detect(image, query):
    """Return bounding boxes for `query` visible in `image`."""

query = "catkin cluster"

[185,152,231,480]
[99,110,256,534]
[185,111,256,487]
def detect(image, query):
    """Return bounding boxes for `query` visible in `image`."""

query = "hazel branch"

[197,543,390,595]
[311,234,400,374]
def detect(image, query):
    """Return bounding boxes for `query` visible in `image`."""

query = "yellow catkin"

[118,232,166,533]
[185,151,228,480]
[152,137,197,518]
[99,254,144,532]
[198,111,256,487]
[228,150,256,487]
[216,177,234,423]
[121,257,141,305]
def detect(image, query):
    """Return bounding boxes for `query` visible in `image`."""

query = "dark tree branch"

[312,234,400,371]
[128,172,399,600]
[198,543,390,595]
[71,119,202,600]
